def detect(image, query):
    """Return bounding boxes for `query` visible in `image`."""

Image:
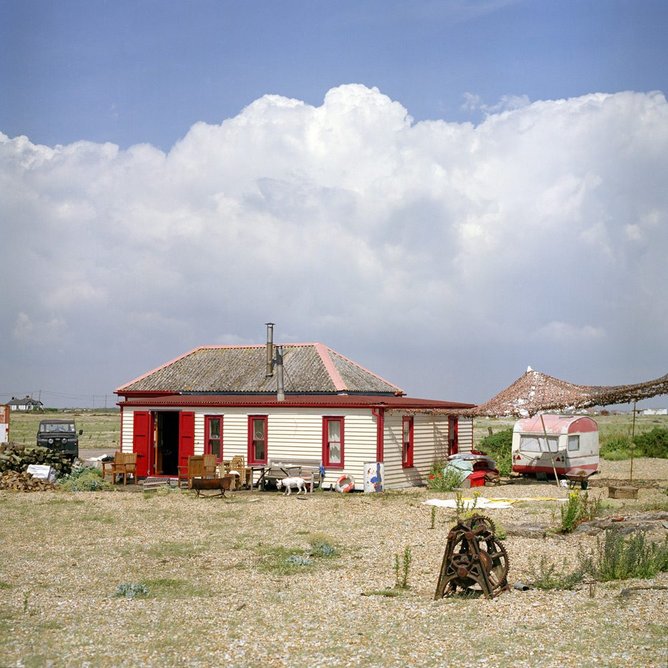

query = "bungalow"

[115,328,475,490]
[7,395,43,412]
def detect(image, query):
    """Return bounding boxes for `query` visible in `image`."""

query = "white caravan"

[512,414,599,479]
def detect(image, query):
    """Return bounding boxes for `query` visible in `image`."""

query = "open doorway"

[155,412,179,475]
[448,416,459,456]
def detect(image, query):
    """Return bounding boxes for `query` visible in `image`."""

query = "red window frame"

[402,416,414,468]
[248,415,268,465]
[322,416,344,468]
[204,415,223,462]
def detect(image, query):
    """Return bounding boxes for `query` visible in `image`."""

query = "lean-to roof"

[119,393,475,411]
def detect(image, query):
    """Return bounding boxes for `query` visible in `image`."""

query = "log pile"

[0,470,56,492]
[0,443,75,476]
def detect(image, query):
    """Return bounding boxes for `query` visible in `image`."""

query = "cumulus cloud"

[1,85,667,404]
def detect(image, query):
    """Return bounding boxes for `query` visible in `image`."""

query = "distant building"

[640,408,667,416]
[7,395,43,412]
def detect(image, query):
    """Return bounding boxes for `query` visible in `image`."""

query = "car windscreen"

[39,423,75,433]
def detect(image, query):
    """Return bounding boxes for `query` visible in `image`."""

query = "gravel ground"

[0,458,667,667]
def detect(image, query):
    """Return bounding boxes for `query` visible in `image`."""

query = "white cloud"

[12,312,67,345]
[533,322,606,343]
[1,85,667,403]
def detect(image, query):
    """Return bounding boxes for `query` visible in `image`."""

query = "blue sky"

[1,0,667,409]
[3,0,667,150]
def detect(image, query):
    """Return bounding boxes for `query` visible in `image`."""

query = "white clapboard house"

[115,329,474,490]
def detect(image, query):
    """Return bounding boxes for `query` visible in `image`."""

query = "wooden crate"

[608,485,638,499]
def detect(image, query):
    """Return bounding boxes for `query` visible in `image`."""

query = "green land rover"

[36,419,82,458]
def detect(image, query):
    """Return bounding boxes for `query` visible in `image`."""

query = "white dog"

[276,476,308,495]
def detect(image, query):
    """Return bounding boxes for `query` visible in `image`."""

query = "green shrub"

[600,434,634,460]
[477,429,512,476]
[633,427,668,458]
[58,466,112,492]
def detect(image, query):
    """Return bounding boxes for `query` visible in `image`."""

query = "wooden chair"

[102,452,137,485]
[230,455,252,489]
[178,455,218,489]
[203,454,217,478]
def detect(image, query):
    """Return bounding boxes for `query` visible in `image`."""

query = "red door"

[178,411,195,472]
[448,416,459,456]
[133,411,152,478]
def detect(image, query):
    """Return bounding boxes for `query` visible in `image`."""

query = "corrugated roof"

[119,393,475,411]
[116,343,405,396]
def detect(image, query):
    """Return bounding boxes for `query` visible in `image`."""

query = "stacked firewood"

[0,443,75,476]
[0,470,55,492]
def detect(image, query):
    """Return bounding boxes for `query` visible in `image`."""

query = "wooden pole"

[539,413,561,488]
[629,400,636,482]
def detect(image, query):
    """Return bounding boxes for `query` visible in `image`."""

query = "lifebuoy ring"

[335,474,355,493]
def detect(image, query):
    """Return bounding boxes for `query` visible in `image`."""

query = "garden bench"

[256,459,323,492]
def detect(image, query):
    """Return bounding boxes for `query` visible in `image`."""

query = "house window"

[205,415,223,462]
[402,416,414,468]
[322,417,344,468]
[248,416,268,464]
[568,435,580,451]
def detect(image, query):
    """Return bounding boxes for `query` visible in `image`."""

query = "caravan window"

[568,435,580,451]
[520,435,559,453]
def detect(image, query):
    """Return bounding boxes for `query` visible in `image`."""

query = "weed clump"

[427,460,464,491]
[581,530,668,581]
[528,529,668,590]
[559,491,601,533]
[115,583,149,599]
[258,535,339,575]
[529,555,584,591]
[393,546,412,589]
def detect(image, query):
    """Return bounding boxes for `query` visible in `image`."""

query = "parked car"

[36,419,82,458]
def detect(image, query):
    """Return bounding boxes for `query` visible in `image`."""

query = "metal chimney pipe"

[275,345,285,401]
[265,323,275,377]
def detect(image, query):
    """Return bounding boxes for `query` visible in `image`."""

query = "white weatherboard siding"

[458,417,473,453]
[121,407,470,489]
[383,413,450,489]
[217,407,379,488]
[124,406,380,486]
[121,408,133,454]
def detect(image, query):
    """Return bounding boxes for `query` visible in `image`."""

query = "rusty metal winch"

[434,515,509,600]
